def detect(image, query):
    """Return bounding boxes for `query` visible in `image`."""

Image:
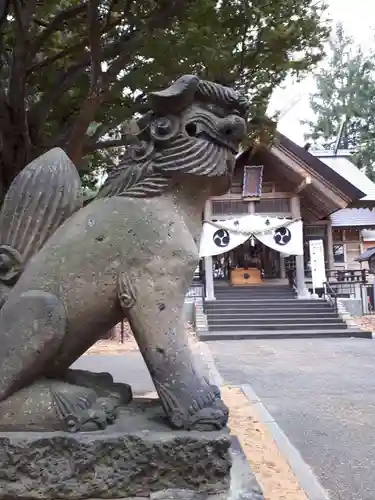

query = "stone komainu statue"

[0,75,249,432]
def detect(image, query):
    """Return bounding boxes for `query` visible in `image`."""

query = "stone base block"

[85,437,264,499]
[0,398,232,499]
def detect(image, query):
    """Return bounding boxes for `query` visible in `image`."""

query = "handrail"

[202,275,207,313]
[325,268,368,284]
[323,281,338,314]
[287,269,296,290]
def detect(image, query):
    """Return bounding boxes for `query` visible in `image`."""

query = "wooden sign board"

[242,165,263,200]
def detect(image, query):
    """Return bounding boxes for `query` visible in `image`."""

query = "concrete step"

[206,311,338,320]
[214,284,292,289]
[213,295,297,301]
[206,297,328,305]
[200,329,372,340]
[215,288,295,296]
[215,287,294,291]
[209,318,344,327]
[205,299,330,307]
[208,297,322,301]
[206,300,331,306]
[209,322,347,331]
[205,307,333,313]
[214,287,294,292]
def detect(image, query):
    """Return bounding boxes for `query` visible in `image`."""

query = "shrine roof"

[331,208,375,228]
[276,134,365,202]
[315,155,375,204]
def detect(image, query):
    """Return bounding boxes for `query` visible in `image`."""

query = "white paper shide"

[199,214,303,258]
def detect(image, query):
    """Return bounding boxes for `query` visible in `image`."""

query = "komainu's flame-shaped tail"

[0,148,82,304]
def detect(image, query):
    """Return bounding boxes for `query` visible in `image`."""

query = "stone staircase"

[200,283,371,340]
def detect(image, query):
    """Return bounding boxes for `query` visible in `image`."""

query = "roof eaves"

[276,133,365,201]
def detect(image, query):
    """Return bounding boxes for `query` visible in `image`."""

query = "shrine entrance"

[212,239,285,285]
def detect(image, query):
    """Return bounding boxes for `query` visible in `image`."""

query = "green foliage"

[0,0,329,191]
[304,23,375,179]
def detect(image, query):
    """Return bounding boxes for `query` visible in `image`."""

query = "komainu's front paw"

[186,397,229,431]
[155,381,228,431]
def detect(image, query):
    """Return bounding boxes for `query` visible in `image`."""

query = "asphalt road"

[207,338,375,500]
[72,351,155,394]
[74,338,375,500]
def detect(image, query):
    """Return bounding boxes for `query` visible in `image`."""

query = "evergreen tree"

[0,0,329,198]
[304,23,375,179]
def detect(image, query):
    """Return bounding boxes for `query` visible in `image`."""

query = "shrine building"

[201,133,375,301]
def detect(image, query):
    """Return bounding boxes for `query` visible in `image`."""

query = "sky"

[268,0,375,145]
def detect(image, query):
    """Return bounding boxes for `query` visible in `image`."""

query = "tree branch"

[105,0,193,80]
[28,1,133,76]
[0,0,10,75]
[32,18,49,28]
[27,61,87,141]
[66,0,104,165]
[27,40,87,74]
[12,0,25,39]
[27,15,124,75]
[31,0,193,165]
[7,0,37,160]
[67,0,193,165]
[88,0,102,90]
[29,3,88,59]
[0,84,10,133]
[0,0,9,31]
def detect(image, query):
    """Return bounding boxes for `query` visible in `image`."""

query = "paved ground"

[74,338,375,500]
[207,338,375,500]
[72,351,154,394]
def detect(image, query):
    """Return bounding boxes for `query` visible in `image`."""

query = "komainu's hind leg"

[118,250,228,431]
[0,378,118,432]
[0,290,67,402]
[0,290,126,431]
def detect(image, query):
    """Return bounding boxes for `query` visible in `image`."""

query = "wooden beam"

[270,145,349,209]
[294,176,312,194]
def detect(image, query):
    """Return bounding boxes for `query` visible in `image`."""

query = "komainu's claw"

[155,379,228,431]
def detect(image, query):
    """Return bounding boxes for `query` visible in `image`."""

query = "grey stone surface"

[80,436,264,500]
[208,338,375,500]
[0,76,249,431]
[0,369,132,432]
[339,297,362,317]
[0,148,82,281]
[0,398,232,500]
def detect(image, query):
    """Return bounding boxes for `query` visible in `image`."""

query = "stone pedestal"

[0,398,264,500]
[0,398,230,499]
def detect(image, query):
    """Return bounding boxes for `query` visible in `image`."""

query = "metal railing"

[323,281,338,314]
[324,269,369,299]
[286,269,296,290]
[326,269,368,284]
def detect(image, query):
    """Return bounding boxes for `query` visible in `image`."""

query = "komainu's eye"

[185,122,198,137]
[150,116,178,141]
